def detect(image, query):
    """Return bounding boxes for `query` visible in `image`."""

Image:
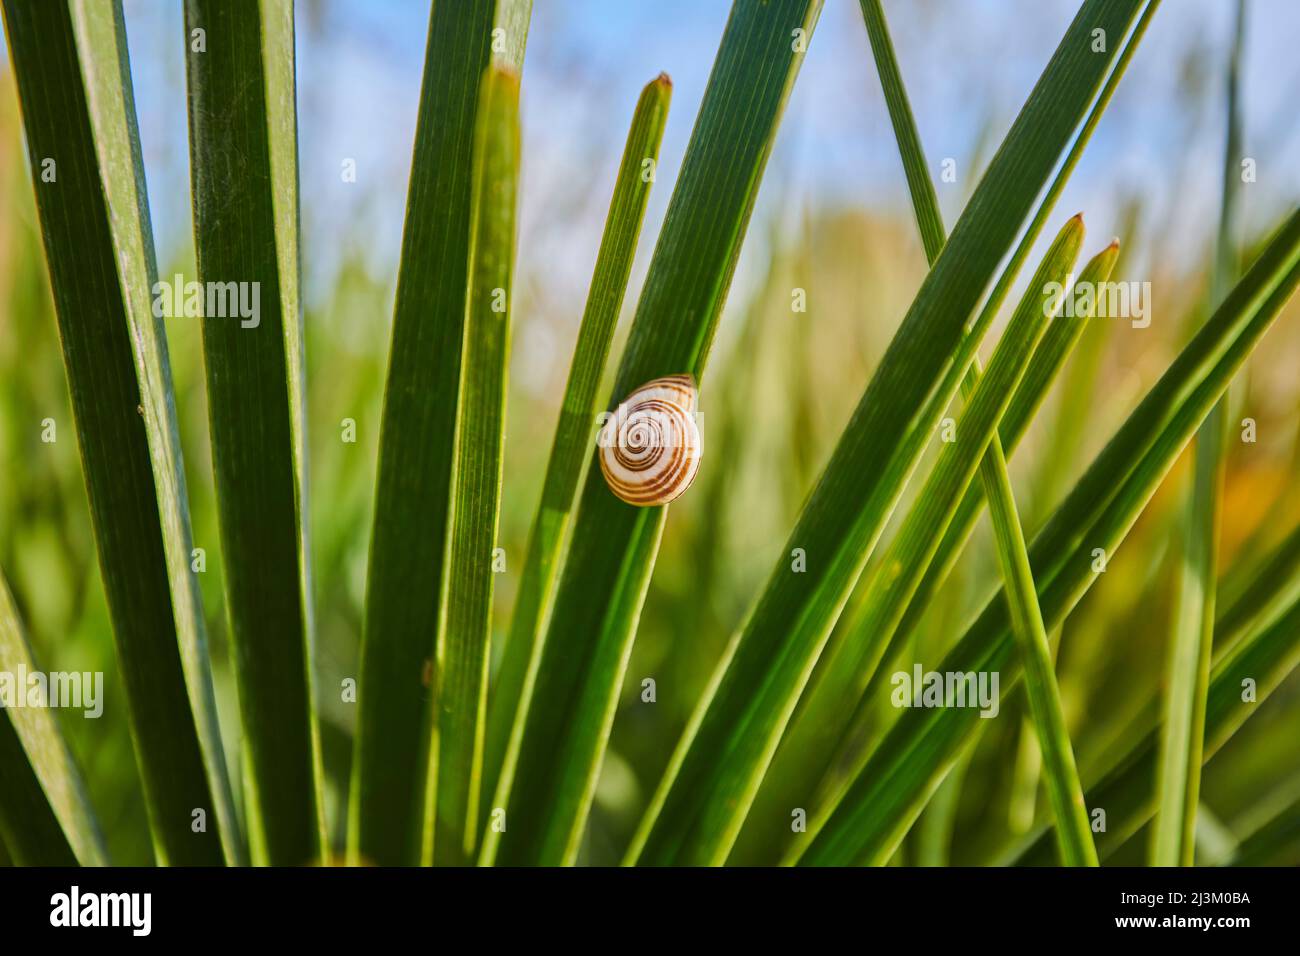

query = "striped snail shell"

[598,374,702,506]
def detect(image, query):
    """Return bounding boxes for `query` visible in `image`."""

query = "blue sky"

[14,1,1300,313]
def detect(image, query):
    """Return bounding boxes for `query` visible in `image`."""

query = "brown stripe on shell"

[599,376,701,506]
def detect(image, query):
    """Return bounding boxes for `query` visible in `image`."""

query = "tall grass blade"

[857,0,944,259]
[1012,576,1300,864]
[424,66,521,866]
[0,572,107,866]
[1151,0,1245,867]
[738,241,1121,863]
[493,0,824,866]
[797,212,1300,864]
[629,0,1143,867]
[789,241,1116,866]
[865,0,1095,865]
[481,75,671,842]
[183,0,324,866]
[1,0,241,865]
[981,400,1098,866]
[1004,210,1138,836]
[739,3,1157,862]
[350,0,531,866]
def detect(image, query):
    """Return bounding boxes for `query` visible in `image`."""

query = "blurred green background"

[2,1,1299,865]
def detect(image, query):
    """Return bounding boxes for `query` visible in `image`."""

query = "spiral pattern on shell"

[598,374,702,506]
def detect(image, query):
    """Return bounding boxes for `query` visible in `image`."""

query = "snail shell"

[598,374,701,506]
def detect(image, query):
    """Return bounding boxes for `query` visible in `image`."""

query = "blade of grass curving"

[490,0,824,867]
[1152,0,1245,866]
[350,0,531,866]
[0,572,107,866]
[629,0,1143,867]
[1011,579,1300,865]
[183,0,324,866]
[424,66,521,866]
[861,0,1095,865]
[742,4,1159,860]
[797,214,1300,865]
[481,76,671,836]
[1,0,240,864]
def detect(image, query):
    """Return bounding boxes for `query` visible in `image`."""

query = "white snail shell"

[598,374,702,506]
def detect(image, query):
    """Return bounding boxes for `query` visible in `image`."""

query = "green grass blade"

[1011,578,1300,865]
[1,0,241,865]
[424,66,521,866]
[914,750,972,866]
[1151,0,1246,867]
[183,0,324,866]
[349,0,531,867]
[857,0,943,259]
[0,571,107,866]
[0,712,77,866]
[864,0,1095,865]
[1003,213,1138,836]
[739,241,1121,865]
[1154,413,1227,865]
[493,0,823,867]
[1232,790,1300,867]
[981,414,1098,865]
[628,0,1143,867]
[887,0,1158,648]
[481,75,671,842]
[738,7,1160,860]
[760,239,1114,867]
[1215,521,1300,648]
[1034,203,1141,517]
[1192,803,1239,866]
[796,213,1300,865]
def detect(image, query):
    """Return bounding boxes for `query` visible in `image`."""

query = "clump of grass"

[1,0,1298,871]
